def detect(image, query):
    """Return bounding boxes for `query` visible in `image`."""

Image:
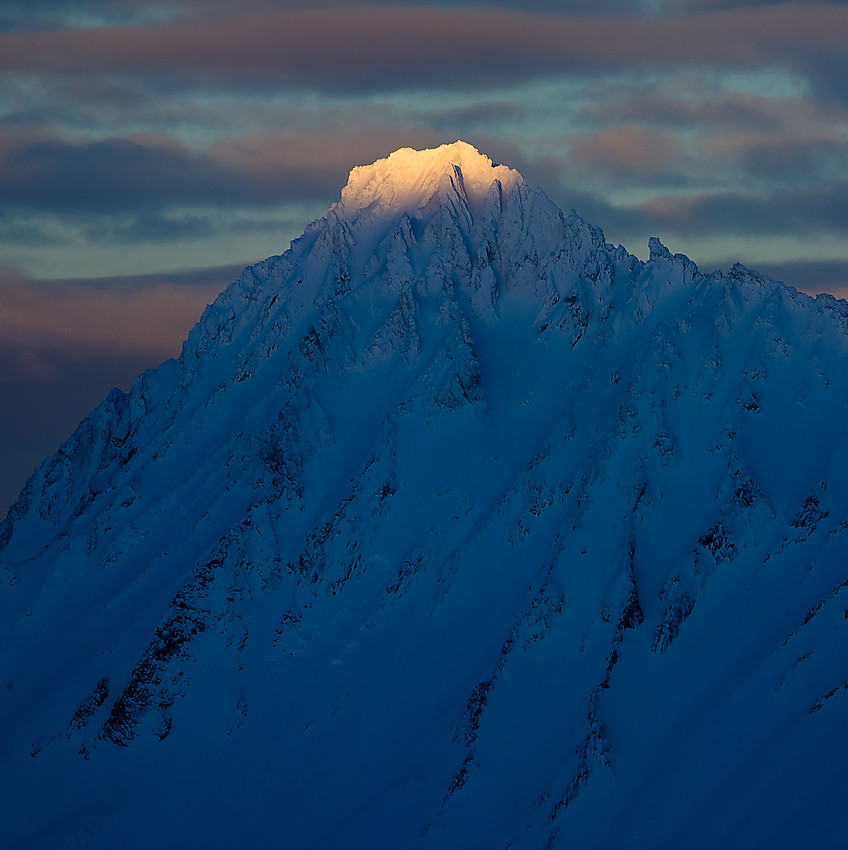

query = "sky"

[1,0,847,515]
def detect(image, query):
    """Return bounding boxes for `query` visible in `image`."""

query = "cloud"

[0,133,268,213]
[569,125,686,178]
[567,81,848,192]
[0,137,288,212]
[581,82,802,131]
[0,0,733,33]
[1,5,846,94]
[636,181,848,237]
[697,132,848,184]
[657,0,848,12]
[803,52,848,104]
[0,265,225,379]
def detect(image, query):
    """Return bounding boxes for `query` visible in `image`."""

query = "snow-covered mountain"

[3,141,848,848]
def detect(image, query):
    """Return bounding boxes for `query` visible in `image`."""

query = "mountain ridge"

[3,142,848,848]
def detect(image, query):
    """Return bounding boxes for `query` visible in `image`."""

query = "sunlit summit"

[337,141,523,220]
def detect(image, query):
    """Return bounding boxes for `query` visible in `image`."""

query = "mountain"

[3,141,848,849]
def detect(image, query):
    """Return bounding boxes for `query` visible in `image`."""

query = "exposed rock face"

[3,142,848,848]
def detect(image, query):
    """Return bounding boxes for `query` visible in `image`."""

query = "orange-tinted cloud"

[0,265,225,379]
[569,126,685,177]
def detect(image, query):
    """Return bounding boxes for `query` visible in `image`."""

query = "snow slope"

[3,141,848,848]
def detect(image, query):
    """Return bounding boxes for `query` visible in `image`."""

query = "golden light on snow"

[338,141,523,220]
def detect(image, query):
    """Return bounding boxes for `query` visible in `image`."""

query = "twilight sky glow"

[2,0,848,514]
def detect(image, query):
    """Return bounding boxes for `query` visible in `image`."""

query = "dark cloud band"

[1,5,846,93]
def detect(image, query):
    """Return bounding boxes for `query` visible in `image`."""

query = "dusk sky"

[2,0,848,514]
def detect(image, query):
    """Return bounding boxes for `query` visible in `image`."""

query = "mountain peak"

[6,139,848,849]
[334,140,524,224]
